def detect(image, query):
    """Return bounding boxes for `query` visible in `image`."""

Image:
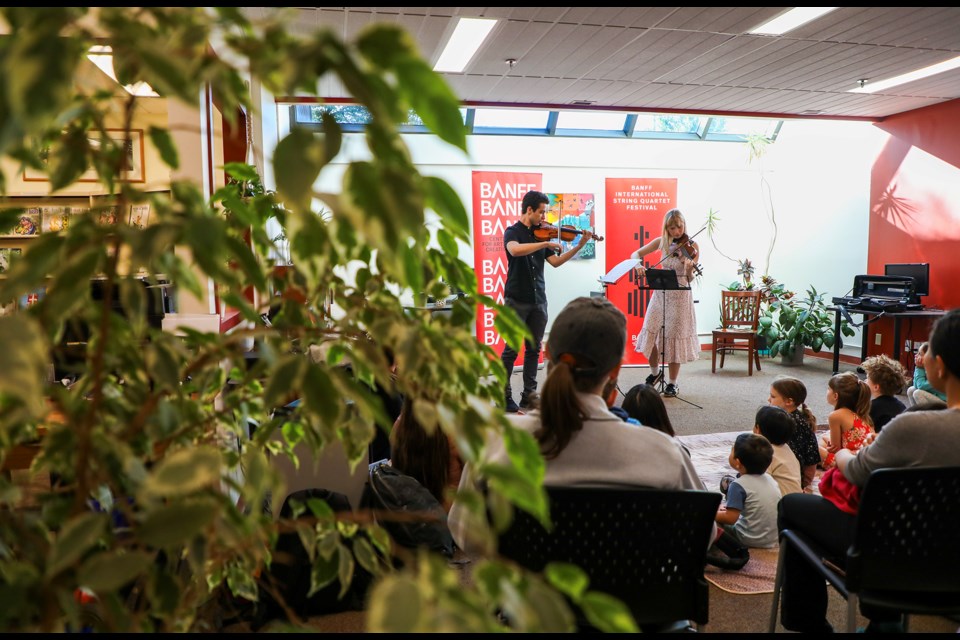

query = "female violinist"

[630,208,701,398]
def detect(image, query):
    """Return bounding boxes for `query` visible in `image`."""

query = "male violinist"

[501,190,592,413]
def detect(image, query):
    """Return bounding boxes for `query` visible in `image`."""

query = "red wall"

[865,99,960,363]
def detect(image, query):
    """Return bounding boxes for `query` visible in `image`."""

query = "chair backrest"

[847,466,960,594]
[498,486,721,627]
[720,289,762,330]
[270,437,370,517]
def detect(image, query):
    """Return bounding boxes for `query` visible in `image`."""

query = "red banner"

[472,171,543,356]
[605,178,678,365]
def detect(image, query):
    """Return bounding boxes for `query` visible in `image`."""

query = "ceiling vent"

[800,109,824,115]
[570,100,596,106]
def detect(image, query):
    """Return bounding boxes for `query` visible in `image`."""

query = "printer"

[832,275,917,313]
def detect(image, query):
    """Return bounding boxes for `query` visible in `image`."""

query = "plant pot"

[780,346,805,366]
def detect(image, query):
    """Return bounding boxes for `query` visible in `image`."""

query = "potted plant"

[0,7,624,634]
[757,284,854,365]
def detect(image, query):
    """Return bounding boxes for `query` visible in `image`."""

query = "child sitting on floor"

[708,433,781,571]
[860,354,907,432]
[754,406,801,498]
[768,376,820,492]
[819,372,875,469]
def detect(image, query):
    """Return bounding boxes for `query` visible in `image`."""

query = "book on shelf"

[128,203,151,229]
[0,247,22,273]
[41,206,71,233]
[2,208,41,237]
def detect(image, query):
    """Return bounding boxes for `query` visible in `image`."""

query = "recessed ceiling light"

[433,17,497,73]
[87,45,159,97]
[850,55,960,93]
[749,7,838,36]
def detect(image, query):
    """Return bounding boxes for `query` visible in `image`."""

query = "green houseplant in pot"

[757,284,854,365]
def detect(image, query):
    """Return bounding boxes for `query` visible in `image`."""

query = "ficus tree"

[0,7,635,632]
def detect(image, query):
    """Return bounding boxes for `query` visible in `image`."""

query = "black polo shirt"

[503,221,549,305]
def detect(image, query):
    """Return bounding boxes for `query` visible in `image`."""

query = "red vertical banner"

[472,171,543,356]
[605,178,678,365]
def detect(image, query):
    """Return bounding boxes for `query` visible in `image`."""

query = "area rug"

[677,430,825,498]
[704,546,780,594]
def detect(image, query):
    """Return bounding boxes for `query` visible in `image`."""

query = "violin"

[667,233,703,277]
[532,222,604,243]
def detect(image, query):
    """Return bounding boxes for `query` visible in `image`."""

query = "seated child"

[620,383,676,436]
[819,372,874,469]
[906,342,948,409]
[768,376,820,491]
[708,434,781,571]
[754,406,801,497]
[860,354,907,432]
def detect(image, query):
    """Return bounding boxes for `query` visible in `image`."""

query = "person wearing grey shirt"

[775,308,960,634]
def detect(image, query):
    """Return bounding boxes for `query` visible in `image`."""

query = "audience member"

[906,342,948,409]
[768,376,820,491]
[389,397,463,512]
[621,383,676,436]
[449,297,710,554]
[711,433,780,570]
[777,308,960,633]
[754,406,801,497]
[860,354,907,432]
[819,372,873,469]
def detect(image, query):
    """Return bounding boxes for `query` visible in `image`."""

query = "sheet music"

[600,258,640,285]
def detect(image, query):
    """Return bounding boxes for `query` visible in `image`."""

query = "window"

[288,103,781,143]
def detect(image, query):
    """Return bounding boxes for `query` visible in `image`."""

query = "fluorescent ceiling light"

[749,7,838,35]
[850,55,960,93]
[87,45,160,97]
[433,17,497,73]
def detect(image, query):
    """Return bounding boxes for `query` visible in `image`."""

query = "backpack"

[360,461,455,558]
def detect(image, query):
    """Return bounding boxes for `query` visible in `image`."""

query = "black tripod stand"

[638,268,703,409]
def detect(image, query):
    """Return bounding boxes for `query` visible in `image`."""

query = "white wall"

[272,112,887,354]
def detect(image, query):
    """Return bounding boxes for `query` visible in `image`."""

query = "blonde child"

[769,376,820,491]
[819,372,874,469]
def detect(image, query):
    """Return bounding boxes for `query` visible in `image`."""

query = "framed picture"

[1,208,41,238]
[23,129,145,183]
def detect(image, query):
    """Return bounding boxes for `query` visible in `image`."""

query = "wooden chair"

[712,289,763,376]
[498,486,721,632]
[768,466,960,633]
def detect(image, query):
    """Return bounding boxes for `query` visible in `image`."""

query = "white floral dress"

[634,254,700,363]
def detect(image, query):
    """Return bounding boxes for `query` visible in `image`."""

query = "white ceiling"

[248,6,960,120]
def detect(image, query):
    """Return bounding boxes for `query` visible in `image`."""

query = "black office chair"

[498,486,721,632]
[769,466,960,633]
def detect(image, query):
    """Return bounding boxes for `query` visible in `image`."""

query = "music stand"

[638,269,703,409]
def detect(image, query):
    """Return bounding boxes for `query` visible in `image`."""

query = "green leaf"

[263,355,304,410]
[0,315,49,418]
[79,550,155,593]
[145,341,182,392]
[149,126,179,170]
[367,575,422,632]
[138,500,218,549]
[46,512,108,578]
[544,562,589,601]
[141,446,222,499]
[274,128,327,209]
[580,590,639,633]
[425,177,470,240]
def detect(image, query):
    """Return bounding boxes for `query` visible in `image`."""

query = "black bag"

[360,462,455,558]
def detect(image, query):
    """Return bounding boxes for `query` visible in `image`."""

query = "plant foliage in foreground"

[0,7,635,632]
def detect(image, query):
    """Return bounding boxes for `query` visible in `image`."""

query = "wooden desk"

[830,307,947,374]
